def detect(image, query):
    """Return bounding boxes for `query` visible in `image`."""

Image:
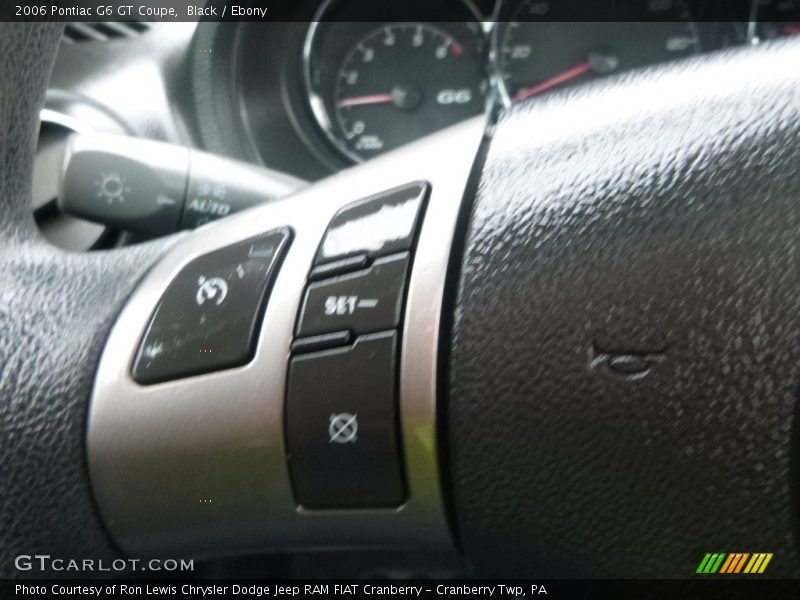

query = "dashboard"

[44,0,800,204]
[24,0,800,579]
[232,0,800,172]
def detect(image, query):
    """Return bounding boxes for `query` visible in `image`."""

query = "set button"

[286,182,430,509]
[297,253,409,339]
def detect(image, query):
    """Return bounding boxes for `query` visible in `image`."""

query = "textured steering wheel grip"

[448,39,800,577]
[5,23,800,582]
[0,24,174,576]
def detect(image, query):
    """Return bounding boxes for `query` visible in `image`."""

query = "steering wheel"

[3,22,800,579]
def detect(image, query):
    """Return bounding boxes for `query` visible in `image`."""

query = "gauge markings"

[306,0,718,162]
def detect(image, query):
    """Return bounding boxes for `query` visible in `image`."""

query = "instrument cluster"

[302,0,799,162]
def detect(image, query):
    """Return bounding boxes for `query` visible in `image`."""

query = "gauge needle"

[337,93,395,108]
[513,62,592,103]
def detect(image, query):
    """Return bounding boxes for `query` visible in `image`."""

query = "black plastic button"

[297,253,409,339]
[314,182,427,265]
[286,332,405,508]
[132,229,290,384]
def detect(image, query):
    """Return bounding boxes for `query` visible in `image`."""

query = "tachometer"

[331,23,486,160]
[496,0,700,104]
[304,0,488,163]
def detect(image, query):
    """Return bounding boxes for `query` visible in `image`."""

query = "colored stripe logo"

[696,552,772,574]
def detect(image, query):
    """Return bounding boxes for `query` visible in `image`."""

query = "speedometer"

[496,0,700,104]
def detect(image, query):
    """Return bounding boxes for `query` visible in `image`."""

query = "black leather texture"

[449,40,800,577]
[0,24,173,577]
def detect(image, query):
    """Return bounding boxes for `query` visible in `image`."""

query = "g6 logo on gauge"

[436,89,473,105]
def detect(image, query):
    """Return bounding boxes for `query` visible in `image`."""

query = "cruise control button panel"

[286,182,429,509]
[297,253,409,338]
[132,229,290,384]
[314,182,427,265]
[286,332,405,509]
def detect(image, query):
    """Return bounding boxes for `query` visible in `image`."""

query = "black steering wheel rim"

[0,23,174,576]
[449,38,800,577]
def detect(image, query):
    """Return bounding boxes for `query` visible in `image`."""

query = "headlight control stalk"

[58,133,306,236]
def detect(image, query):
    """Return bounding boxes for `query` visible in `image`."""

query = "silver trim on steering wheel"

[87,116,486,558]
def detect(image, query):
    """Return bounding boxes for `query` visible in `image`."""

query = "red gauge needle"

[337,93,395,108]
[513,62,592,103]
